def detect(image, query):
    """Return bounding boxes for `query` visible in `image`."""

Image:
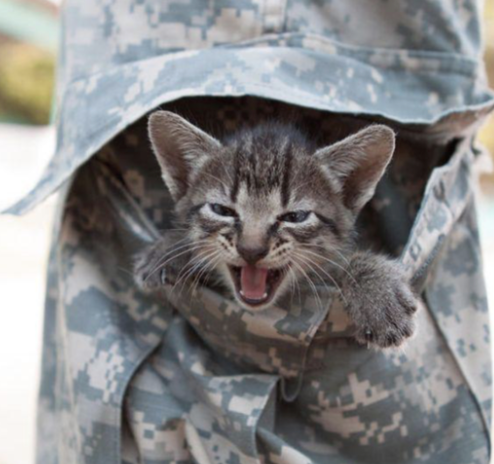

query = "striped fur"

[144,111,395,309]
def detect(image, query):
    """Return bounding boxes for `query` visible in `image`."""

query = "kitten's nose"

[236,243,269,264]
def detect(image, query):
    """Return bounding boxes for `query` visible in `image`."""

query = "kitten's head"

[149,111,395,310]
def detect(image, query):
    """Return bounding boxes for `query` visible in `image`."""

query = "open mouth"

[228,264,287,308]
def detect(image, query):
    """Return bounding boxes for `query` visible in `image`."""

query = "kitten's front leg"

[134,232,192,291]
[341,251,419,348]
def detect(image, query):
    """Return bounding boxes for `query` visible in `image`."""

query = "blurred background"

[0,1,493,463]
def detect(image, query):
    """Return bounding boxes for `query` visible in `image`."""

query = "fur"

[134,111,419,348]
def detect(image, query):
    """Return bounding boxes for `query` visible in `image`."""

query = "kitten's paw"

[352,284,418,348]
[344,253,419,349]
[133,247,169,290]
[133,236,193,291]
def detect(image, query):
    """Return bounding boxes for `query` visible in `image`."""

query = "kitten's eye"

[278,211,311,223]
[210,203,237,217]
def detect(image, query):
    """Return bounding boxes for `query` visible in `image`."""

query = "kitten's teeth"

[239,290,245,297]
[263,292,268,298]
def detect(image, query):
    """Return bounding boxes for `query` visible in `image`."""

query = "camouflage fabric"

[33,98,491,464]
[3,1,493,463]
[4,0,494,216]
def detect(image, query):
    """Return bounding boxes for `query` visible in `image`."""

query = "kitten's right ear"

[148,111,221,201]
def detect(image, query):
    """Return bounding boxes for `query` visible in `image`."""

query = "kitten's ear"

[315,125,395,214]
[148,110,221,201]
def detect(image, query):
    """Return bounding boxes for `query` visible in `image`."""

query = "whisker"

[201,172,231,195]
[141,236,194,275]
[202,256,223,288]
[118,266,136,278]
[156,228,190,233]
[290,258,324,313]
[294,254,332,296]
[289,180,313,199]
[172,248,218,294]
[288,266,302,308]
[306,243,351,267]
[221,165,234,186]
[182,251,222,296]
[143,241,203,283]
[171,249,211,287]
[331,248,352,267]
[144,240,210,283]
[293,252,348,306]
[302,248,357,286]
[190,252,222,295]
[182,250,222,296]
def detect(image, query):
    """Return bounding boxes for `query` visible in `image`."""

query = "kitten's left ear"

[315,125,395,214]
[148,110,222,201]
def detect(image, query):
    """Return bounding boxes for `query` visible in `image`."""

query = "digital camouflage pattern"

[5,0,494,216]
[3,1,493,463]
[34,98,492,464]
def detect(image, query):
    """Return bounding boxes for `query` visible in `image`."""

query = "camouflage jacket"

[4,1,494,463]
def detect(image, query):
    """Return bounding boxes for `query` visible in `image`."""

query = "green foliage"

[0,42,55,125]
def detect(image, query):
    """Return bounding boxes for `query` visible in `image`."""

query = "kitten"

[134,111,418,348]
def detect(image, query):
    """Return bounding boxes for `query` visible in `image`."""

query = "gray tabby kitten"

[134,111,419,348]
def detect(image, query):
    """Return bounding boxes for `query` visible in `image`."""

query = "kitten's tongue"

[240,265,268,300]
